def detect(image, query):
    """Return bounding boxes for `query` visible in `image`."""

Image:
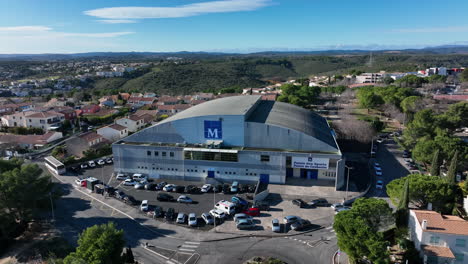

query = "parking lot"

[73,162,336,234]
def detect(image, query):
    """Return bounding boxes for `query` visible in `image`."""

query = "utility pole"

[344,166,353,201]
[49,192,55,222]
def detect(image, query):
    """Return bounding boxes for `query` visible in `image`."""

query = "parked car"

[176,213,187,224]
[231,196,248,207]
[188,213,197,227]
[402,150,411,158]
[75,178,85,186]
[290,219,312,231]
[253,200,270,211]
[222,184,230,194]
[80,163,88,169]
[271,218,281,232]
[213,184,223,193]
[157,193,175,202]
[114,190,126,200]
[155,181,167,191]
[97,159,105,166]
[165,208,175,221]
[331,203,344,211]
[140,200,149,211]
[116,173,128,180]
[243,207,260,217]
[292,199,307,208]
[335,207,351,214]
[376,138,384,144]
[177,195,193,203]
[209,209,226,219]
[236,219,255,230]
[374,162,381,170]
[201,213,214,225]
[132,174,147,181]
[283,215,300,224]
[240,184,250,193]
[144,183,156,190]
[185,185,197,193]
[88,160,96,168]
[376,180,384,190]
[174,185,185,193]
[124,195,138,205]
[374,167,382,176]
[123,179,137,186]
[247,184,257,193]
[105,157,113,164]
[234,213,253,223]
[134,182,145,189]
[163,184,176,192]
[153,206,164,218]
[309,198,329,207]
[230,181,239,193]
[201,184,212,193]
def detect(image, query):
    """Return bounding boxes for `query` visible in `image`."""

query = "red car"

[243,207,260,217]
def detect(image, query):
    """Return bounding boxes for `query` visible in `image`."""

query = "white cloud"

[60,31,134,38]
[84,0,271,19]
[97,19,137,24]
[0,26,52,33]
[391,26,468,33]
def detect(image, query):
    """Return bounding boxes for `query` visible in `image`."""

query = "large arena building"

[112,95,345,189]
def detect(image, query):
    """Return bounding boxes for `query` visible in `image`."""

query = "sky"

[1,0,468,54]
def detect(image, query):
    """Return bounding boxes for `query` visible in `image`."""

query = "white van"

[132,173,147,181]
[215,200,236,215]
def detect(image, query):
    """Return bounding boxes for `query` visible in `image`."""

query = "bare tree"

[333,116,375,143]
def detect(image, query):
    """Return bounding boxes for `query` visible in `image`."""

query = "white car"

[234,213,253,223]
[209,209,226,219]
[271,218,281,232]
[176,213,187,224]
[134,182,145,189]
[188,213,197,227]
[177,195,193,203]
[374,167,382,176]
[80,163,88,169]
[140,200,149,212]
[123,179,137,186]
[88,160,96,168]
[163,184,176,192]
[376,138,384,143]
[376,180,384,190]
[373,162,381,170]
[201,213,214,225]
[116,173,128,180]
[97,159,105,166]
[201,184,212,193]
[75,178,85,186]
[331,203,344,211]
[335,207,351,214]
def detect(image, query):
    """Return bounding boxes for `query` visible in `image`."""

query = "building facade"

[97,124,128,142]
[113,95,345,188]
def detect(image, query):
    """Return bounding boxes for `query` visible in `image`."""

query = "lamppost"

[49,192,55,222]
[344,165,353,201]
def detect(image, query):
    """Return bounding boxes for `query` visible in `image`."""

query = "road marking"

[107,174,114,185]
[181,245,198,248]
[141,245,169,260]
[184,242,200,245]
[325,226,333,230]
[179,248,195,252]
[166,261,176,264]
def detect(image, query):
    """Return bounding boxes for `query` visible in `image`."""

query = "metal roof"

[246,100,337,149]
[159,95,261,124]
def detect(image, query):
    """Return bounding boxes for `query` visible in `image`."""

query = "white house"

[97,124,128,142]
[115,114,145,132]
[1,110,65,131]
[409,210,468,264]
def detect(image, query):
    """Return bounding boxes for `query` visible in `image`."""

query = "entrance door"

[259,174,269,184]
[286,168,293,178]
[308,170,318,180]
[207,171,215,178]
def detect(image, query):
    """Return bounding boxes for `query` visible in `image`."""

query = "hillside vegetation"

[91,54,468,95]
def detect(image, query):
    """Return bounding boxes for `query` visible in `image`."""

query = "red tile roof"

[412,210,468,236]
[26,111,63,119]
[79,132,103,142]
[422,245,455,259]
[107,124,127,131]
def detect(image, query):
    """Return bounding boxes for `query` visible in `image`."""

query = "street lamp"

[49,192,55,222]
[344,165,353,201]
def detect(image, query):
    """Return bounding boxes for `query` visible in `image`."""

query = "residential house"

[156,96,179,105]
[192,93,214,101]
[44,98,67,108]
[409,210,468,264]
[115,115,145,132]
[81,104,101,114]
[127,97,156,107]
[97,124,128,142]
[0,131,63,149]
[66,132,105,158]
[54,106,77,120]
[1,110,65,130]
[98,96,116,107]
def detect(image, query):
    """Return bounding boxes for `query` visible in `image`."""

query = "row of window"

[147,151,175,158]
[430,236,466,247]
[134,166,258,176]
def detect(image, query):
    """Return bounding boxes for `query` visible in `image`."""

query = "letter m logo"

[204,120,222,139]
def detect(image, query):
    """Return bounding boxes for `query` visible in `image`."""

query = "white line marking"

[141,246,169,260]
[184,241,200,245]
[166,260,176,264]
[179,248,195,252]
[325,226,333,230]
[181,245,198,248]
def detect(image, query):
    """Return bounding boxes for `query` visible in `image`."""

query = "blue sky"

[1,0,468,53]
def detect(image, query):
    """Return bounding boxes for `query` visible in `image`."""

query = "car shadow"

[267,208,283,212]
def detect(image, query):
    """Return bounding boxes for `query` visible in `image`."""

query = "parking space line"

[181,245,198,248]
[107,174,114,185]
[166,261,176,264]
[179,248,195,252]
[184,242,200,245]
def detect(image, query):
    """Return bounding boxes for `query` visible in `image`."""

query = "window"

[170,152,174,157]
[456,239,466,247]
[162,152,167,157]
[260,155,270,162]
[147,151,151,156]
[429,236,440,245]
[155,151,159,156]
[455,253,464,263]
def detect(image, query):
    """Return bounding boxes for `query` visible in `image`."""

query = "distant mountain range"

[2,45,468,61]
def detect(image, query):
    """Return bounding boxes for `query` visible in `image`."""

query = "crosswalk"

[179,241,200,252]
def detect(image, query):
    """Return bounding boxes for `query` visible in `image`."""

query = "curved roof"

[246,100,337,148]
[159,95,261,124]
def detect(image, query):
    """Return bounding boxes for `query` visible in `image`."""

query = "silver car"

[188,213,197,227]
[234,213,253,223]
[201,213,214,225]
[271,218,281,232]
[176,213,187,224]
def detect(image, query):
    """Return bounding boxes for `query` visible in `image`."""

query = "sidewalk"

[333,250,349,264]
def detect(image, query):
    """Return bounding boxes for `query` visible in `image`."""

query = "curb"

[200,226,325,242]
[332,250,338,264]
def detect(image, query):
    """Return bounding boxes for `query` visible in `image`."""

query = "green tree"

[0,164,56,227]
[396,179,410,227]
[430,149,441,176]
[334,198,392,264]
[446,150,459,184]
[411,138,438,165]
[356,88,384,109]
[460,69,468,82]
[400,96,423,114]
[386,174,454,212]
[64,222,125,264]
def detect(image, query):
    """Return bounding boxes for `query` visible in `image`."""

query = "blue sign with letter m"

[204,120,222,139]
